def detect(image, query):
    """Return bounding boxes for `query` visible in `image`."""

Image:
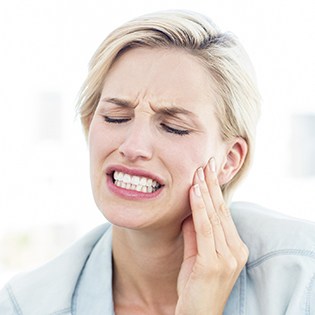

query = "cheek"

[88,126,103,167]
[88,126,103,187]
[88,122,118,163]
[166,137,213,186]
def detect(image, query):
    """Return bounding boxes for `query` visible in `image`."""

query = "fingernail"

[197,168,205,181]
[194,184,201,197]
[209,157,216,173]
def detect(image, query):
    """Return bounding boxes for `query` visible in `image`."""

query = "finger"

[195,168,230,257]
[189,183,216,257]
[205,158,243,248]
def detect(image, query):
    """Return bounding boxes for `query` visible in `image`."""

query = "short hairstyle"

[76,10,261,202]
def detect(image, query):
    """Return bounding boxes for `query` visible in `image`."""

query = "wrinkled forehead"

[100,47,219,121]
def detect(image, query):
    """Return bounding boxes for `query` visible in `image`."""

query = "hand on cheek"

[176,158,248,315]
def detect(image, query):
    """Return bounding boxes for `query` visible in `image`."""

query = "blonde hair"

[77,10,261,202]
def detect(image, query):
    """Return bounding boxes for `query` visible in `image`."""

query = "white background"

[0,0,314,285]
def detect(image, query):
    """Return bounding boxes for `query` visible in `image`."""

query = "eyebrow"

[102,97,135,108]
[101,97,198,119]
[156,106,198,119]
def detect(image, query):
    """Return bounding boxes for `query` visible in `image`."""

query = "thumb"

[182,215,197,260]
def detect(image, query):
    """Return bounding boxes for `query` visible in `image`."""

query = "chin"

[98,203,157,230]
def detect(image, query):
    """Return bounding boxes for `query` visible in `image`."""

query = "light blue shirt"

[1,202,315,314]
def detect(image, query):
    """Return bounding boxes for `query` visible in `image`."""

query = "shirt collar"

[73,224,114,315]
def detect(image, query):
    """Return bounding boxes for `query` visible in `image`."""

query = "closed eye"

[104,116,131,124]
[160,123,190,136]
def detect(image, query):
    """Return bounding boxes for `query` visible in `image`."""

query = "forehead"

[101,47,217,120]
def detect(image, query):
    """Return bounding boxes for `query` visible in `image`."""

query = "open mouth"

[111,171,162,194]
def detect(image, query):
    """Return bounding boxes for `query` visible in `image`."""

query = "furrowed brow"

[101,98,200,124]
[156,106,198,119]
[101,97,135,108]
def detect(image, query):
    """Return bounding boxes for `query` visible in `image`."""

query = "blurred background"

[0,0,314,286]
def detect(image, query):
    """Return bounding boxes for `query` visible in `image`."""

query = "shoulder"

[230,202,315,313]
[0,223,112,315]
[230,201,315,263]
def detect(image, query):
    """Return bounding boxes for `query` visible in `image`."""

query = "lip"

[105,165,165,200]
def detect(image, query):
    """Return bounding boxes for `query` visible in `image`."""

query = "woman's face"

[88,47,229,230]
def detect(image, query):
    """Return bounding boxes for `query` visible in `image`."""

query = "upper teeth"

[113,171,160,188]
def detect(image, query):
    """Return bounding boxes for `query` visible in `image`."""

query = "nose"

[118,117,154,162]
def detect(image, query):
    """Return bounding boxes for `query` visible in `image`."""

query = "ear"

[218,137,248,186]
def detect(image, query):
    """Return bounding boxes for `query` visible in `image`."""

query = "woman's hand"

[175,158,249,315]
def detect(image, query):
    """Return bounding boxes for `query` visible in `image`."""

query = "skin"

[88,47,249,315]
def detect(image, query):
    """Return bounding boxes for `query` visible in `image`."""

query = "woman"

[1,10,314,315]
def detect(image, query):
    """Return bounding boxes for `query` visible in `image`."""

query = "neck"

[112,224,184,311]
